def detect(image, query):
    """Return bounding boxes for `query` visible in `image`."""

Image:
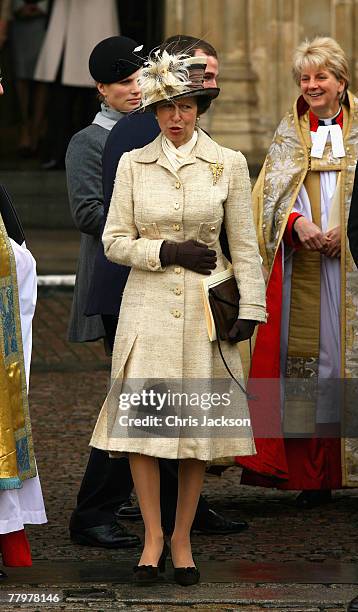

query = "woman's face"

[97,69,141,112]
[300,66,344,117]
[156,97,198,147]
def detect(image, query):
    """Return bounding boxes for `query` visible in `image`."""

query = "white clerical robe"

[0,240,47,534]
[281,130,341,426]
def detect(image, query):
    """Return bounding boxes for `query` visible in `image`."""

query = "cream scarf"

[161,130,198,171]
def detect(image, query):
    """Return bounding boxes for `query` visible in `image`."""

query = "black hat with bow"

[89,36,143,84]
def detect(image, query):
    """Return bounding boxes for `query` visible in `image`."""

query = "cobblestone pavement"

[2,291,358,610]
[32,289,110,371]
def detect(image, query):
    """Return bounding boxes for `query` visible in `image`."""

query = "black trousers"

[70,315,210,533]
[70,447,210,533]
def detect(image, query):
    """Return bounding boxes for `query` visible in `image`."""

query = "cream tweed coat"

[91,129,266,460]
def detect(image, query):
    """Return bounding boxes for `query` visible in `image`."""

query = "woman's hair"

[97,90,105,104]
[292,36,350,96]
[160,35,218,59]
[196,95,212,115]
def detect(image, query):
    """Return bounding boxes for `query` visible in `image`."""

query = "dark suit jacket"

[347,163,358,267]
[85,112,160,316]
[85,115,231,317]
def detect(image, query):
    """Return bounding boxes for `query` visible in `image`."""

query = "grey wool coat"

[91,129,267,461]
[66,109,121,342]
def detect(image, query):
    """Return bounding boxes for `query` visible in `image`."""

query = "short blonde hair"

[292,37,350,97]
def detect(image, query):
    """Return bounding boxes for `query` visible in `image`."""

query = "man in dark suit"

[71,36,248,547]
[348,164,358,267]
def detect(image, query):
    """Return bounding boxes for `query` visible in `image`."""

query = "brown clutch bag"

[208,276,240,341]
[202,268,250,397]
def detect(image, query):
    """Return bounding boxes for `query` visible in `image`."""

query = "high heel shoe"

[133,541,168,584]
[173,564,200,586]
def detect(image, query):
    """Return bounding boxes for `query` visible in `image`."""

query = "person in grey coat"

[66,36,142,344]
[65,36,144,550]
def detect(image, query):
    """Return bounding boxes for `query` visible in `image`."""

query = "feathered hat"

[137,50,219,111]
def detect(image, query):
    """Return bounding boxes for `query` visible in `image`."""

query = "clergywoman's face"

[300,66,344,118]
[156,97,198,147]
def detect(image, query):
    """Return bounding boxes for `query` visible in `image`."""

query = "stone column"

[164,0,358,164]
[164,0,264,160]
[333,0,358,92]
[354,0,358,91]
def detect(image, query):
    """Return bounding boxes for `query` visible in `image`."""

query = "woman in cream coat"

[91,51,266,585]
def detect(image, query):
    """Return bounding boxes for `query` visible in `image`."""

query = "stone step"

[1,171,71,229]
[5,559,358,586]
[3,560,358,610]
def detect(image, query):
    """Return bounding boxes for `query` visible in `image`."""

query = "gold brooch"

[210,162,224,185]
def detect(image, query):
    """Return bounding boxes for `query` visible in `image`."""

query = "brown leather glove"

[228,319,257,343]
[160,240,217,275]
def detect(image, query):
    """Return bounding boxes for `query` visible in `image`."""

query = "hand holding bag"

[208,275,240,341]
[208,274,255,398]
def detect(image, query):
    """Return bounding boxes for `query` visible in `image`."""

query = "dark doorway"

[0,0,165,167]
[118,0,165,53]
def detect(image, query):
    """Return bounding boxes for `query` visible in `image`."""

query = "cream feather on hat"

[137,50,219,111]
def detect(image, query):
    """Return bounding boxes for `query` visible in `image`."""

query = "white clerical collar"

[310,108,345,159]
[318,106,342,126]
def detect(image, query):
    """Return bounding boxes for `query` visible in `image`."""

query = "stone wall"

[164,0,358,165]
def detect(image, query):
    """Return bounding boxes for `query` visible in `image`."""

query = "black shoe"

[133,541,169,585]
[348,596,358,611]
[192,509,249,535]
[0,569,7,579]
[115,500,142,521]
[70,522,140,549]
[174,565,200,586]
[295,489,332,509]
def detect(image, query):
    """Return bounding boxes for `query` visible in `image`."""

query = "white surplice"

[280,129,341,425]
[0,239,47,534]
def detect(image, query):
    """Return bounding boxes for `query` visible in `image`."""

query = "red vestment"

[237,109,343,490]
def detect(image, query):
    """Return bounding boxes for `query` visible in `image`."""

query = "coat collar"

[132,128,220,166]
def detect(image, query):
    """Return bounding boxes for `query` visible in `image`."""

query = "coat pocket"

[197,219,222,246]
[136,221,161,239]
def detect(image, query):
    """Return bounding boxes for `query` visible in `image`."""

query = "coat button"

[173,287,182,295]
[174,267,181,274]
[172,223,181,231]
[172,310,181,318]
[175,181,181,189]
[210,226,216,232]
[141,227,146,233]
[174,203,180,210]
